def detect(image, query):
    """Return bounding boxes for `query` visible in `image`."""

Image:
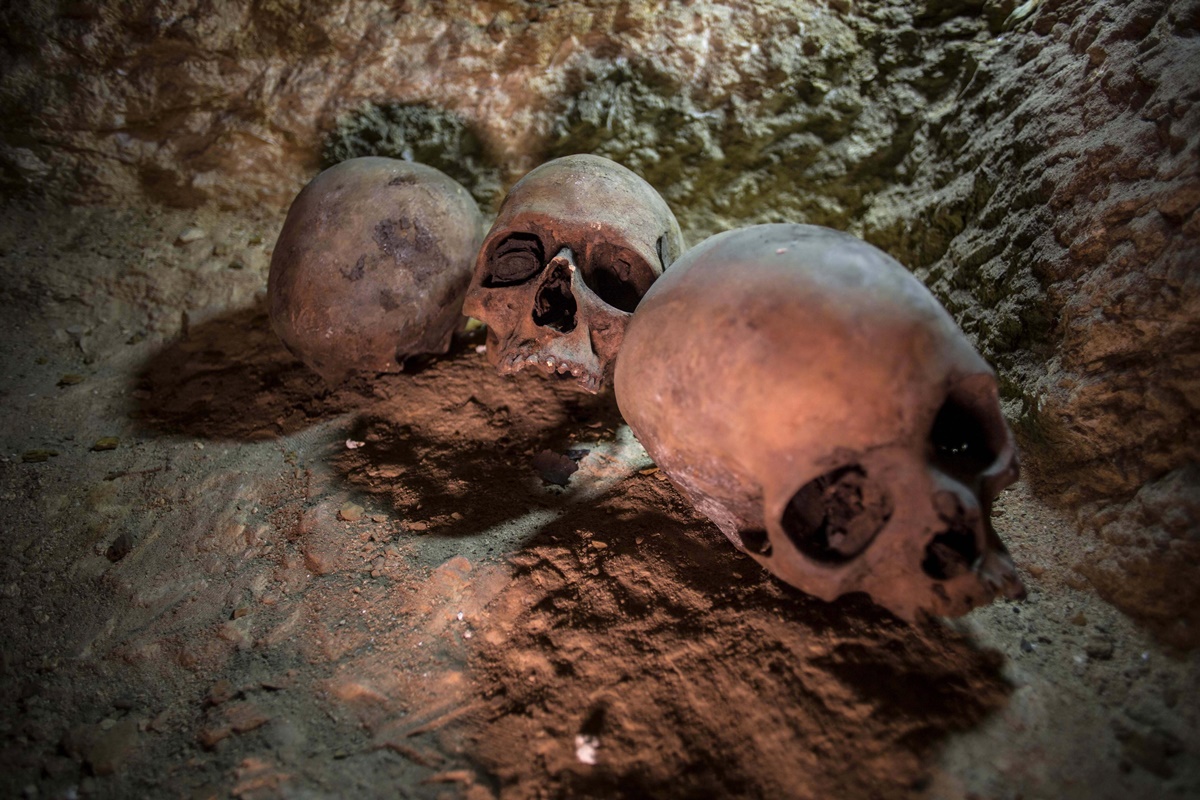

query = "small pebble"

[92,437,120,452]
[371,513,388,523]
[57,374,85,386]
[197,725,232,749]
[226,701,269,733]
[338,503,364,522]
[106,532,133,562]
[408,521,429,532]
[1086,635,1115,660]
[532,450,578,486]
[206,679,235,706]
[22,449,58,463]
[175,227,207,245]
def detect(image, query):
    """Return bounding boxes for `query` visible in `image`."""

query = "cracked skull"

[614,224,1025,620]
[462,154,684,393]
[269,157,483,384]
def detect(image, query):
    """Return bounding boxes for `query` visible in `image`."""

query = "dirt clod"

[86,719,138,776]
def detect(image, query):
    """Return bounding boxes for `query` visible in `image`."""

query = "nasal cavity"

[780,465,892,564]
[922,527,980,580]
[533,259,577,333]
[921,492,981,580]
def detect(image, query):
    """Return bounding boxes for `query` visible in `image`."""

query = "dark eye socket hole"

[588,263,643,312]
[780,465,892,564]
[586,243,649,313]
[656,234,669,271]
[930,395,999,483]
[483,233,544,287]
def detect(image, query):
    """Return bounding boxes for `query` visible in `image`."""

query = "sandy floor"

[0,201,1196,799]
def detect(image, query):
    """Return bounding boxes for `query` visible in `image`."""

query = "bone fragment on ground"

[615,223,1025,620]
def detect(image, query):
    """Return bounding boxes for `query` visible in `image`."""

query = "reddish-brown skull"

[615,224,1025,620]
[462,154,684,393]
[269,157,484,384]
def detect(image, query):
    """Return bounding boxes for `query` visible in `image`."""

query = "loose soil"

[0,201,1196,799]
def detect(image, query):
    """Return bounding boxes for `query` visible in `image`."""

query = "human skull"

[269,157,484,384]
[462,154,684,393]
[614,224,1025,620]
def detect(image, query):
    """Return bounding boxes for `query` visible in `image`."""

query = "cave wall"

[1,0,1197,644]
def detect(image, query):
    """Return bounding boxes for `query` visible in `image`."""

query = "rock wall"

[1,0,1197,643]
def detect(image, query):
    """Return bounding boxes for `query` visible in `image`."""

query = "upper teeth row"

[544,356,584,377]
[498,349,596,390]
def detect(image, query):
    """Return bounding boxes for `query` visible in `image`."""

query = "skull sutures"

[614,224,1025,620]
[269,157,483,383]
[462,154,684,393]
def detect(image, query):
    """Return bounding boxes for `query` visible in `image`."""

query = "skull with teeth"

[614,224,1026,620]
[462,154,684,393]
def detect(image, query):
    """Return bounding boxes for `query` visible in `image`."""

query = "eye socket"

[780,465,892,564]
[484,233,544,287]
[586,243,652,312]
[930,393,1001,484]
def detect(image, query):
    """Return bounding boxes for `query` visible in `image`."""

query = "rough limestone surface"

[0,0,1197,641]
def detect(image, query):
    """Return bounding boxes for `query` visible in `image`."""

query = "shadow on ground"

[125,304,1011,798]
[471,501,1009,799]
[132,303,469,441]
[325,348,1012,799]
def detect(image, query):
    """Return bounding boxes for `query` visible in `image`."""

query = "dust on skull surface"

[269,157,483,384]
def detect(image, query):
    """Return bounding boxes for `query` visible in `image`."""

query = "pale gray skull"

[462,154,684,393]
[615,224,1025,620]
